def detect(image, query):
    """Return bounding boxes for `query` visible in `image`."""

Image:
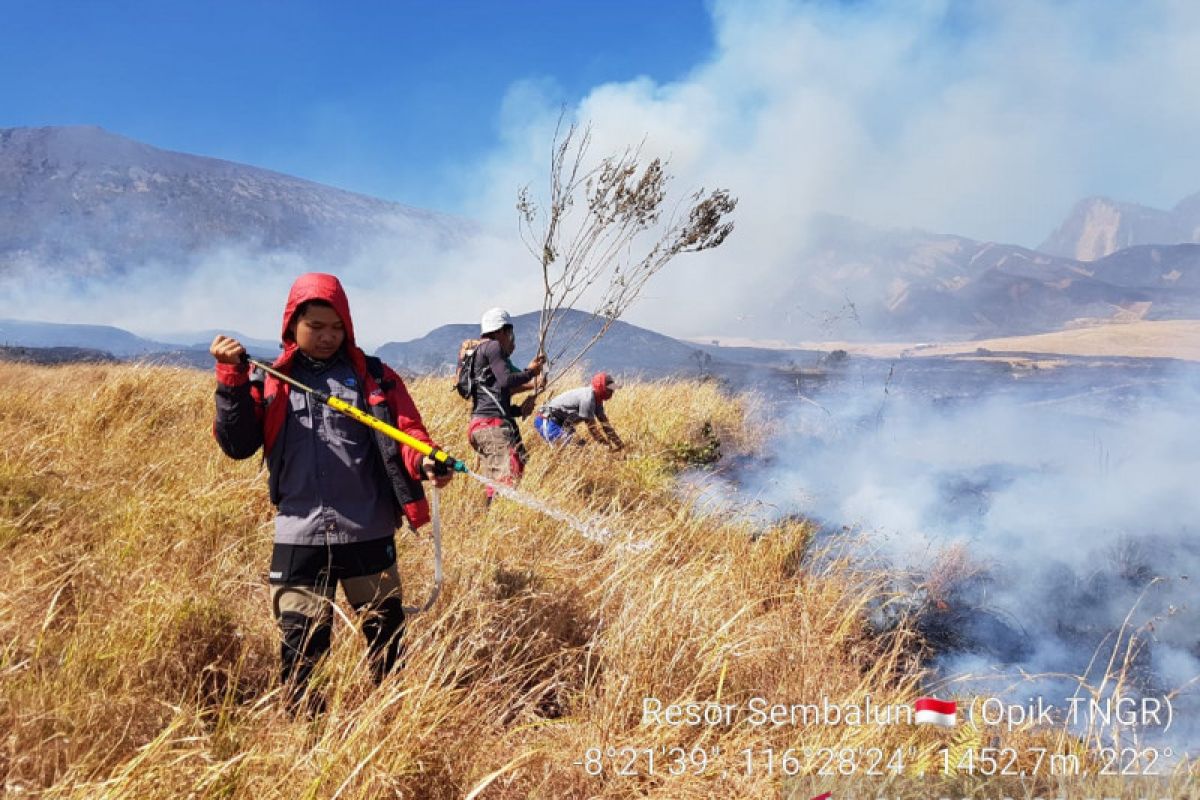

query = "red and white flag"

[914,697,957,727]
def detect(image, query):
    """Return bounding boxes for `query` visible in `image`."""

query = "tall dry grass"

[0,362,1193,798]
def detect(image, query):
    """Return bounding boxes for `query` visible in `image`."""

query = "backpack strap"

[360,356,428,525]
[468,339,507,410]
[363,354,394,390]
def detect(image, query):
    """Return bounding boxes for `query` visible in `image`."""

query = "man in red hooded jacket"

[209,273,451,710]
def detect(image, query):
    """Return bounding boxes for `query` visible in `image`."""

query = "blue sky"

[1,1,713,212]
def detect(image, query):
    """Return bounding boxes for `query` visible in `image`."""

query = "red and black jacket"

[212,272,433,529]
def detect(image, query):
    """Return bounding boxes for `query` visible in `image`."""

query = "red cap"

[592,372,615,401]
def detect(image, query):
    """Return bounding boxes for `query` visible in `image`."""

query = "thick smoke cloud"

[468,1,1200,745]
[692,359,1200,746]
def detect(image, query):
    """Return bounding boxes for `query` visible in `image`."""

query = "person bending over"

[534,372,624,451]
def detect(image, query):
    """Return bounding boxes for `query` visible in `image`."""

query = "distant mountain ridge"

[3,312,760,376]
[0,319,277,360]
[745,215,1200,342]
[6,312,819,382]
[376,309,727,376]
[1039,194,1200,261]
[150,329,280,355]
[0,125,466,276]
[0,319,170,356]
[5,125,1200,343]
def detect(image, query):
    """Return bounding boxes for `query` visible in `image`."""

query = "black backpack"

[453,338,483,399]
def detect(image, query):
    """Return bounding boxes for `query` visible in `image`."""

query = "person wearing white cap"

[534,372,624,451]
[464,308,545,500]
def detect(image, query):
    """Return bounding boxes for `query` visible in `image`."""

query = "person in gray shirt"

[534,372,625,451]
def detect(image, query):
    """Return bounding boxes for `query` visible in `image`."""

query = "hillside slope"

[753,216,1200,342]
[377,308,725,376]
[6,127,1200,343]
[0,125,466,276]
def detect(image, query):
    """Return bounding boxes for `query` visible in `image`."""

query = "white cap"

[480,307,513,335]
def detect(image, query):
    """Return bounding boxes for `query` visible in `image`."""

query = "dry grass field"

[905,319,1200,362]
[0,362,1193,797]
[726,319,1200,363]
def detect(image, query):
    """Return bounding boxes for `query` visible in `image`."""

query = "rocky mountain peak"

[1040,194,1200,261]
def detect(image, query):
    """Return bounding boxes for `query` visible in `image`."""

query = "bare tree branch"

[517,113,737,394]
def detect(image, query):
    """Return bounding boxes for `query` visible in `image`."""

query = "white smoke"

[723,357,1200,747]
[459,0,1200,340]
[0,228,539,351]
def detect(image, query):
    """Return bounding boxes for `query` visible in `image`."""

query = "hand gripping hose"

[243,355,468,474]
[244,356,464,613]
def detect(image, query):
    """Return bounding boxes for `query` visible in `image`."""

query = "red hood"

[280,272,357,346]
[274,273,366,375]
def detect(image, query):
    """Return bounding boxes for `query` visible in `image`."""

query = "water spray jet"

[241,356,644,606]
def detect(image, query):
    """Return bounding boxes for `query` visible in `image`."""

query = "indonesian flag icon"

[914,697,957,727]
